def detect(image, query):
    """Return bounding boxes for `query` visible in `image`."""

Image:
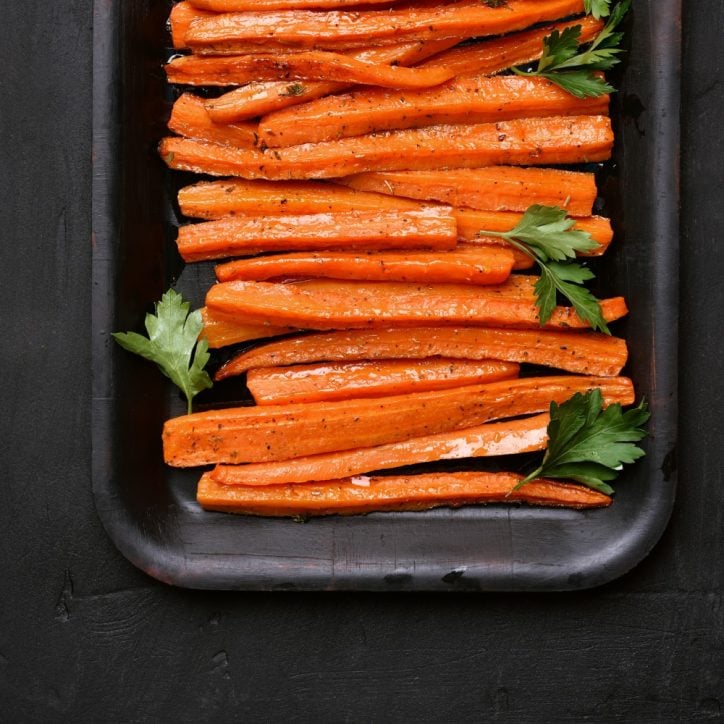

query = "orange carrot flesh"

[215,326,628,380]
[169,2,215,49]
[184,0,587,51]
[340,167,598,217]
[176,209,458,262]
[159,116,614,180]
[197,471,612,515]
[203,37,459,122]
[200,307,296,348]
[214,247,515,285]
[164,375,634,466]
[166,51,456,89]
[205,279,628,331]
[168,94,258,148]
[190,0,399,10]
[259,75,609,148]
[247,358,521,405]
[178,179,421,219]
[211,413,549,485]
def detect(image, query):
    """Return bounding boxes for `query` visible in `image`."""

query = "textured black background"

[1,2,722,721]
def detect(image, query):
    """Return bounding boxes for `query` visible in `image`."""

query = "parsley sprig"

[584,0,612,19]
[478,204,609,333]
[113,289,213,414]
[513,0,631,98]
[514,390,650,494]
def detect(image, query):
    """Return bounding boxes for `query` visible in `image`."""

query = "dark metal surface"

[91,1,680,591]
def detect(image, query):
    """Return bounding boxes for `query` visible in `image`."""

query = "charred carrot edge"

[203,37,460,123]
[215,326,628,380]
[164,375,634,466]
[200,307,296,349]
[259,75,609,148]
[159,116,614,180]
[169,1,214,49]
[214,247,515,286]
[205,279,627,332]
[176,209,458,262]
[184,0,587,51]
[168,94,257,149]
[178,179,422,219]
[166,51,456,89]
[211,413,549,485]
[190,0,398,10]
[339,167,598,217]
[197,471,612,515]
[247,358,521,405]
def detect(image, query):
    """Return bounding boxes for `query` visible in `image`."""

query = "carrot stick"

[190,0,398,9]
[169,1,215,49]
[178,179,421,219]
[200,307,295,348]
[204,37,459,122]
[184,0,587,51]
[166,51,457,89]
[159,116,614,180]
[164,375,634,466]
[211,413,549,485]
[215,326,628,380]
[214,247,515,285]
[168,94,257,148]
[176,208,457,262]
[247,358,521,405]
[205,279,628,331]
[259,75,609,148]
[339,167,598,217]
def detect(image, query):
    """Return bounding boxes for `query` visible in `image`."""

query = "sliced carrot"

[211,413,549,485]
[168,94,257,148]
[178,179,421,219]
[169,1,214,49]
[190,0,398,9]
[166,51,457,89]
[214,247,515,285]
[205,279,627,331]
[340,167,598,217]
[197,471,612,515]
[184,0,587,51]
[164,375,634,466]
[259,75,609,148]
[200,307,295,348]
[204,37,459,123]
[216,326,628,380]
[159,116,614,180]
[247,358,521,405]
[176,208,458,262]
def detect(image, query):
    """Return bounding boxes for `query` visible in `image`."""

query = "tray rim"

[91,0,681,592]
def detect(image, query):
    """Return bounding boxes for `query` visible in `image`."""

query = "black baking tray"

[91,0,680,591]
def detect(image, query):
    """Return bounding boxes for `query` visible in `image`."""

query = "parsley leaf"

[513,0,630,98]
[514,390,650,494]
[584,0,611,19]
[113,289,213,414]
[279,82,306,97]
[478,204,609,333]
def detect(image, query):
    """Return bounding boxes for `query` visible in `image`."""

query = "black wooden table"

[1,2,722,721]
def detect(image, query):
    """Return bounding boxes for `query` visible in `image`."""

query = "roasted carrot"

[215,326,628,380]
[178,179,421,219]
[259,75,609,148]
[204,37,459,123]
[247,358,521,404]
[211,413,549,485]
[190,0,398,9]
[200,307,296,348]
[205,279,627,331]
[160,116,614,180]
[198,471,612,514]
[184,0,587,51]
[214,247,515,285]
[164,375,634,466]
[176,208,458,262]
[166,51,457,89]
[340,167,598,217]
[168,94,257,149]
[169,1,214,49]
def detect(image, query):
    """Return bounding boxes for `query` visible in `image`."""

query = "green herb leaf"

[113,289,212,414]
[515,390,650,494]
[584,0,612,19]
[279,82,306,97]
